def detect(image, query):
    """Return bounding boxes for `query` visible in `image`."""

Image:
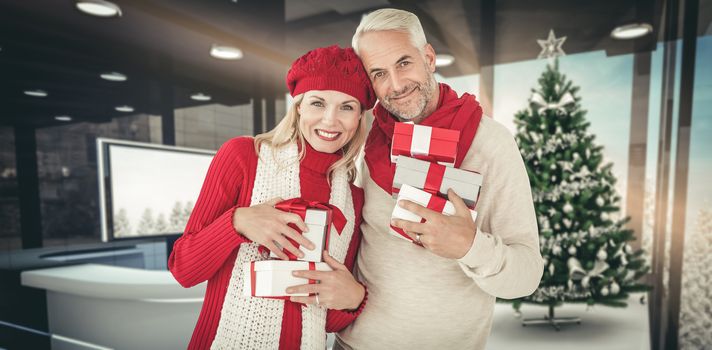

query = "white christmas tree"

[136,208,156,235]
[169,201,185,232]
[679,204,712,348]
[113,208,132,237]
[154,212,168,233]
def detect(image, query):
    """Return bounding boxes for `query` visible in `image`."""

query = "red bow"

[259,198,347,260]
[274,198,347,234]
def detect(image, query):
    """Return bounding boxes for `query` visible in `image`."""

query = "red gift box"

[390,122,460,167]
[262,198,347,262]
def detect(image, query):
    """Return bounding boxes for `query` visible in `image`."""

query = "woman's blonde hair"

[254,93,368,183]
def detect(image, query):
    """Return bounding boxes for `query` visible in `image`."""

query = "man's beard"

[381,71,437,121]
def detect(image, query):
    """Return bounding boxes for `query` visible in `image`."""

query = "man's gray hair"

[352,8,427,55]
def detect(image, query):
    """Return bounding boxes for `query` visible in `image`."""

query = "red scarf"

[364,83,483,194]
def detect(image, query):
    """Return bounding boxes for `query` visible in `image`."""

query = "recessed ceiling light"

[75,0,122,17]
[435,54,455,67]
[24,89,48,97]
[100,72,127,81]
[611,23,653,40]
[210,45,243,60]
[55,115,72,122]
[191,93,212,101]
[115,105,134,112]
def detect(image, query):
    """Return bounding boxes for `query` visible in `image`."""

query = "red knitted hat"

[286,45,376,110]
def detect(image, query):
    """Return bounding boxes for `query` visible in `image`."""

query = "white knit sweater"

[337,116,544,349]
[210,143,355,350]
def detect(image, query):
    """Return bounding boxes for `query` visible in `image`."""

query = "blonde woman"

[169,45,375,350]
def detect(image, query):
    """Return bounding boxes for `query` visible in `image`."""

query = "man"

[336,8,544,349]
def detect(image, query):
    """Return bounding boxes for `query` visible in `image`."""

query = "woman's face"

[298,90,362,154]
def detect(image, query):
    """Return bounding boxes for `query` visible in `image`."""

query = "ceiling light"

[115,105,134,112]
[210,45,243,60]
[100,72,127,81]
[24,89,48,97]
[191,93,212,101]
[55,115,72,122]
[75,0,122,17]
[435,54,455,67]
[611,23,653,40]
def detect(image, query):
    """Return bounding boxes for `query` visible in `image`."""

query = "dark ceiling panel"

[0,0,692,129]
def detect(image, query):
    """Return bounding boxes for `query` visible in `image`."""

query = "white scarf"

[211,142,355,349]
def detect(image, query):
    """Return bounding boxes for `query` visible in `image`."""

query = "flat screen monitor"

[97,138,215,242]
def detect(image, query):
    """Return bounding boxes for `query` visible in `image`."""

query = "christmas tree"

[511,60,649,318]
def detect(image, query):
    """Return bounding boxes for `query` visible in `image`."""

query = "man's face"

[358,30,438,121]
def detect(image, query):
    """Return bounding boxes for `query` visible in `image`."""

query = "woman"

[169,45,376,349]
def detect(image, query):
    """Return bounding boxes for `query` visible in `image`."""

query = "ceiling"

[1,0,708,129]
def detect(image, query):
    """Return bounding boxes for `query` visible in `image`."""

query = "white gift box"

[243,260,331,297]
[390,184,478,242]
[393,156,483,209]
[270,209,328,262]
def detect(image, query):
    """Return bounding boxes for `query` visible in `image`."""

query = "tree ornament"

[582,276,590,288]
[601,286,609,296]
[568,245,577,255]
[563,202,573,213]
[596,196,604,206]
[537,29,567,60]
[625,244,633,254]
[564,218,572,229]
[549,263,555,275]
[610,281,620,295]
[597,248,608,261]
[600,212,609,221]
[552,245,562,255]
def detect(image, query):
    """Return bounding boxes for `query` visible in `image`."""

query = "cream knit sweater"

[337,116,544,349]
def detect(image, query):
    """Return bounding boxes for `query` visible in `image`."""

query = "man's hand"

[390,189,477,259]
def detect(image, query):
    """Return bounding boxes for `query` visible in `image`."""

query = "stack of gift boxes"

[390,122,483,245]
[243,199,345,298]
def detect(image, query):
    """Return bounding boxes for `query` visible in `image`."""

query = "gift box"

[390,184,478,244]
[393,156,482,209]
[391,122,460,167]
[243,260,331,297]
[267,198,346,262]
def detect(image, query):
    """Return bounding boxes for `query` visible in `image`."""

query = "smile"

[315,129,341,141]
[390,86,417,101]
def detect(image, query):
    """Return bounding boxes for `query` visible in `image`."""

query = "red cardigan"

[168,137,366,350]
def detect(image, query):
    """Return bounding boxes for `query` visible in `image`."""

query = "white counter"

[21,264,205,350]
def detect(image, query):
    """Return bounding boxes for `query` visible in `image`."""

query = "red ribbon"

[250,261,257,297]
[423,162,446,195]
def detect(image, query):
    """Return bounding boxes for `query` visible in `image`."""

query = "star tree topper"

[537,29,567,60]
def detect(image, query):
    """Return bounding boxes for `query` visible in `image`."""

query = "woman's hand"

[287,252,366,311]
[233,197,315,260]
